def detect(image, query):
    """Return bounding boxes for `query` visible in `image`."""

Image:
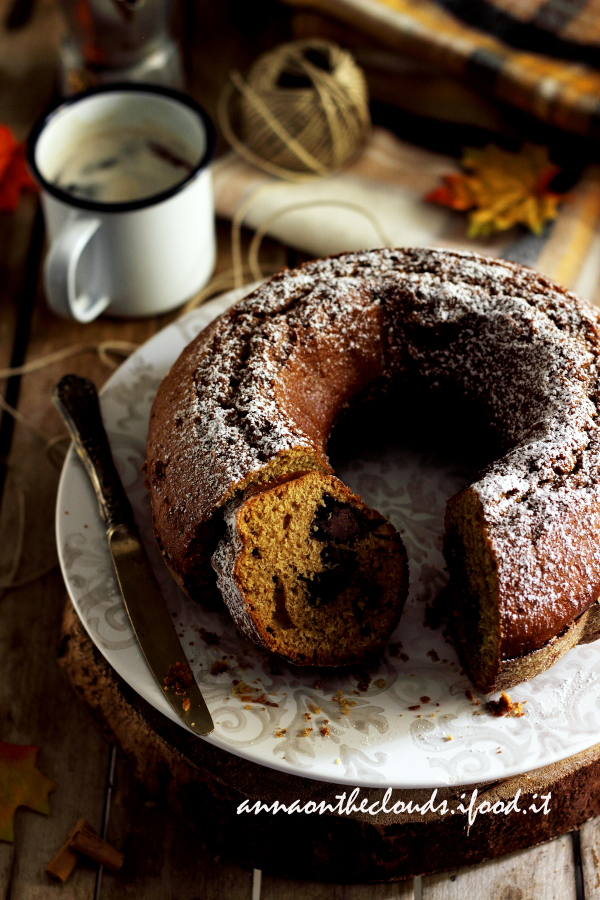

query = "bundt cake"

[146,247,600,691]
[212,471,408,666]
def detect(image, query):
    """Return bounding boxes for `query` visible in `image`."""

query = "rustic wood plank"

[0,484,110,900]
[580,817,600,899]
[0,0,66,473]
[0,253,165,900]
[0,287,161,900]
[0,0,67,889]
[0,0,63,139]
[421,834,577,900]
[260,877,414,899]
[0,198,34,359]
[97,749,253,899]
[0,202,45,503]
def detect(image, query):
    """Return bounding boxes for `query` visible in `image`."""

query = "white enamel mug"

[27,84,216,321]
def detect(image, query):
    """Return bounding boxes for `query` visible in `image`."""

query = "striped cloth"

[283,0,600,138]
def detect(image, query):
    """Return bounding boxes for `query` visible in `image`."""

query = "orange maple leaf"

[425,144,563,238]
[0,125,37,212]
[0,742,56,842]
[426,174,473,211]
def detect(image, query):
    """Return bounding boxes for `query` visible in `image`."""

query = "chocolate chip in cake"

[301,549,357,606]
[312,495,364,542]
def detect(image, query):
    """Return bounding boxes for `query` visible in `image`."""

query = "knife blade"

[53,374,214,736]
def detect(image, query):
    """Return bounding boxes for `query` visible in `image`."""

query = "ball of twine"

[218,39,370,180]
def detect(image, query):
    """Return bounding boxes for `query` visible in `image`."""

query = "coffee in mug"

[49,121,198,204]
[28,84,216,322]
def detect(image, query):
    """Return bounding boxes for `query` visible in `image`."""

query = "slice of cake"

[211,471,408,666]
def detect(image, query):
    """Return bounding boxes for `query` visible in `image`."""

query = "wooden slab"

[58,598,600,885]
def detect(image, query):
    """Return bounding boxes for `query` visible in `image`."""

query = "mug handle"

[44,215,111,323]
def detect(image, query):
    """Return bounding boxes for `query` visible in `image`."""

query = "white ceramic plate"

[56,286,600,789]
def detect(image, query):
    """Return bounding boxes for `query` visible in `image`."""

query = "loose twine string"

[0,39,391,595]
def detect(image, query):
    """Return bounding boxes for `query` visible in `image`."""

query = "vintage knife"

[53,374,214,736]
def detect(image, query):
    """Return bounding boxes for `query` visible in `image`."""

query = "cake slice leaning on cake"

[146,248,600,691]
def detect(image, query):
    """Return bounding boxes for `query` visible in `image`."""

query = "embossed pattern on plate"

[56,286,600,789]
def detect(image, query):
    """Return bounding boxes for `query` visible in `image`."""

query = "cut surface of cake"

[212,471,408,666]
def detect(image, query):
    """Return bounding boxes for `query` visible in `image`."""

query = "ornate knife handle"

[53,374,135,532]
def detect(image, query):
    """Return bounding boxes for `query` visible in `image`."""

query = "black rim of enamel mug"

[26,82,216,214]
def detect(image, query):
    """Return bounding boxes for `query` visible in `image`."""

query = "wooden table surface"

[1,0,600,897]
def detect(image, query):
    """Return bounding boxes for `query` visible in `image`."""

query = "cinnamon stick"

[71,820,124,870]
[45,818,124,882]
[45,818,86,882]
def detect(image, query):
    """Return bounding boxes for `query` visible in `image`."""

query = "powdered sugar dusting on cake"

[147,248,600,651]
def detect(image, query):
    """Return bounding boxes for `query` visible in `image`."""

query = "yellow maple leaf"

[426,144,563,238]
[0,742,56,842]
